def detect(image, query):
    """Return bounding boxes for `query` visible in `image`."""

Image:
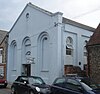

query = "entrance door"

[21,64,31,76]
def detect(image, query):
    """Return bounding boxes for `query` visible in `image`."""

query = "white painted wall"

[7,3,94,84]
[63,24,93,69]
[7,4,63,84]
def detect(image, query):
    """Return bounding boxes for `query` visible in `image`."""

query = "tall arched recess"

[10,40,17,70]
[21,36,31,76]
[38,32,50,72]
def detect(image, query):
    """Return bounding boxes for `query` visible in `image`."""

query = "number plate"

[0,83,4,85]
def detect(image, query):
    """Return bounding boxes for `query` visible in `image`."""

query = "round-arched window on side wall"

[66,37,73,56]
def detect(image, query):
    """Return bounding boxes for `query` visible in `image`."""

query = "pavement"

[7,83,12,89]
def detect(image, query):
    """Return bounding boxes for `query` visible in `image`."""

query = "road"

[0,87,11,94]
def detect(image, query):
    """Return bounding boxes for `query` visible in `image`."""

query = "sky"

[0,0,100,31]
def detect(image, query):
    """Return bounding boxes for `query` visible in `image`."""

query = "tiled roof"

[87,24,100,46]
[0,30,8,44]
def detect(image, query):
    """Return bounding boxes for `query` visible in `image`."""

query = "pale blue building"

[7,3,94,84]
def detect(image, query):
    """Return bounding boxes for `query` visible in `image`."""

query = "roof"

[63,17,95,32]
[87,24,100,46]
[0,30,8,44]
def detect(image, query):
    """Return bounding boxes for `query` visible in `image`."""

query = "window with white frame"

[66,37,73,56]
[83,40,88,66]
[0,48,3,63]
[84,46,87,56]
[66,46,72,55]
[84,40,88,56]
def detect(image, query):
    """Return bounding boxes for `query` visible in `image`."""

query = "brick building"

[87,24,100,84]
[0,30,8,79]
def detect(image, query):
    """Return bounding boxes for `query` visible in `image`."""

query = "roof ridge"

[28,2,53,16]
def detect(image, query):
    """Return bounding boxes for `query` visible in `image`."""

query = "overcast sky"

[0,0,100,31]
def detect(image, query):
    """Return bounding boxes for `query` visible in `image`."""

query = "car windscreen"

[53,78,66,84]
[79,78,99,90]
[28,77,45,85]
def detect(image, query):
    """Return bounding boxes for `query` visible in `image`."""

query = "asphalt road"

[0,87,11,94]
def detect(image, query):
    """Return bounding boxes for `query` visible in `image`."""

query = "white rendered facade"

[7,3,94,84]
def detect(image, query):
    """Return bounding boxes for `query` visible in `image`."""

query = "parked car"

[50,76,100,94]
[0,75,7,88]
[11,76,51,94]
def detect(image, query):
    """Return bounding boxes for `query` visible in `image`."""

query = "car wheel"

[11,87,16,94]
[29,90,35,94]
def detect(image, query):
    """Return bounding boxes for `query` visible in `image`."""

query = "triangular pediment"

[10,2,53,32]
